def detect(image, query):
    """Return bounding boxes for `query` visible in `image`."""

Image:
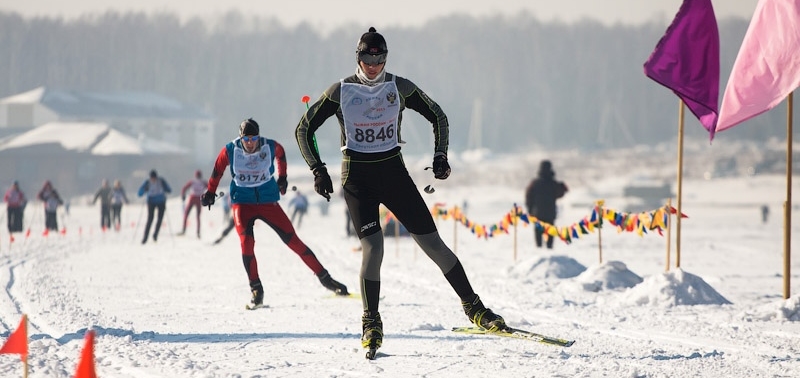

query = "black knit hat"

[356,27,387,65]
[357,27,387,54]
[239,118,260,136]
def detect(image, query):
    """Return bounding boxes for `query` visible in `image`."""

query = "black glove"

[201,191,216,209]
[432,154,451,180]
[312,165,334,201]
[277,176,288,195]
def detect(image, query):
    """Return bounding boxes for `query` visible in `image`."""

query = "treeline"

[0,11,784,158]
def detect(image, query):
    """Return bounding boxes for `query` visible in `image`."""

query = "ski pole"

[163,202,175,246]
[132,202,145,243]
[423,167,436,194]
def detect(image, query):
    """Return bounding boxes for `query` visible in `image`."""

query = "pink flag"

[715,0,800,134]
[644,0,720,137]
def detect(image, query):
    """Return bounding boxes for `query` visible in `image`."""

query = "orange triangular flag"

[0,314,28,362]
[74,330,96,378]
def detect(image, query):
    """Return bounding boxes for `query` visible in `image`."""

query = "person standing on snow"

[92,179,113,230]
[295,27,505,356]
[138,169,172,244]
[525,160,568,249]
[4,181,26,233]
[201,118,349,309]
[178,170,208,238]
[37,180,64,231]
[110,179,129,231]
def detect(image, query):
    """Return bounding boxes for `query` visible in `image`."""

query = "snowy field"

[0,152,799,377]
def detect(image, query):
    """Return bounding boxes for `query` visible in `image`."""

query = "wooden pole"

[676,99,685,268]
[597,202,603,264]
[598,225,603,264]
[784,92,793,299]
[666,198,672,272]
[23,313,28,378]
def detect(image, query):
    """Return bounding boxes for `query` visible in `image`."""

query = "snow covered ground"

[0,156,799,377]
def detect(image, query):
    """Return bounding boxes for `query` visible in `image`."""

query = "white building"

[0,86,215,166]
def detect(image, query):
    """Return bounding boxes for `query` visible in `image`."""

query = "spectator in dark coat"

[525,160,568,249]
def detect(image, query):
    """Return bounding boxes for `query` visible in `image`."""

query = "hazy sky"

[0,0,760,32]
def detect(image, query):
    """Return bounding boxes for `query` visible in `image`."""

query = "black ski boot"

[318,270,349,296]
[249,281,264,308]
[361,311,383,359]
[462,295,506,332]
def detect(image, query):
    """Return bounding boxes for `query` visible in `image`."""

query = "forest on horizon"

[0,10,791,160]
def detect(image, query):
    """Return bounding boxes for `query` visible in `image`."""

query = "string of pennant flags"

[426,200,688,244]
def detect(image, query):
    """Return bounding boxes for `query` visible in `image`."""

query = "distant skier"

[179,170,208,238]
[3,181,26,233]
[288,190,309,227]
[37,180,64,231]
[110,180,129,231]
[213,195,235,245]
[138,169,172,244]
[92,179,112,230]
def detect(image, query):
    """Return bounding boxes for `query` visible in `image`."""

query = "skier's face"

[241,135,259,153]
[358,60,385,80]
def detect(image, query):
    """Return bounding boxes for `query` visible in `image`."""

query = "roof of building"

[0,86,212,120]
[0,122,188,155]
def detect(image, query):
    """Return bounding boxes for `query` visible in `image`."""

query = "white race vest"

[231,142,273,188]
[111,188,126,205]
[340,78,400,153]
[187,178,206,197]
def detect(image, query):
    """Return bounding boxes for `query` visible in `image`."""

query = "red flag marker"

[0,314,28,362]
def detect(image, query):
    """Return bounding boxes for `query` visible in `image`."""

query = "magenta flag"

[715,0,800,134]
[644,0,720,138]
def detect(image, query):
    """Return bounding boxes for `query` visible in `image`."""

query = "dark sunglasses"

[241,135,259,142]
[359,52,387,66]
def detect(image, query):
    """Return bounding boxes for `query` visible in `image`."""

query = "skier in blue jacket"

[138,169,172,244]
[202,118,348,309]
